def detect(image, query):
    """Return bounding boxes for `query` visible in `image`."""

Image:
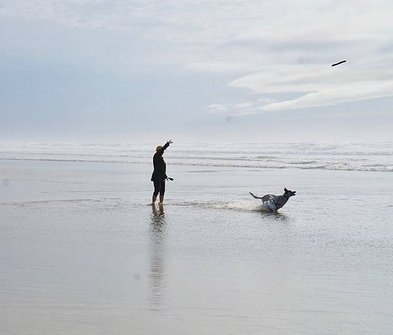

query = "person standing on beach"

[151,140,173,204]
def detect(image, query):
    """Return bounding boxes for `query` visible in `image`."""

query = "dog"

[249,188,296,213]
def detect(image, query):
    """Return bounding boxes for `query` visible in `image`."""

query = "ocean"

[1,142,393,334]
[1,141,393,172]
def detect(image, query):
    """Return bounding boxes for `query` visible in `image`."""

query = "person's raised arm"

[162,139,173,151]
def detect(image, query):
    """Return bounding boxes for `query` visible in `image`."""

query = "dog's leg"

[267,201,277,213]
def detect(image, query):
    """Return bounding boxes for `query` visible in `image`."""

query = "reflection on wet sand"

[149,204,167,311]
[260,211,290,222]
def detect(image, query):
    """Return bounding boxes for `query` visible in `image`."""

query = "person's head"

[156,145,163,155]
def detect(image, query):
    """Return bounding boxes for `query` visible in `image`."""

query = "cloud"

[207,101,261,116]
[2,0,393,117]
[261,82,393,111]
[185,62,254,74]
[230,64,393,111]
[207,104,228,114]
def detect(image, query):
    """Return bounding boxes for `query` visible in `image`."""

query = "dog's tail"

[249,192,261,199]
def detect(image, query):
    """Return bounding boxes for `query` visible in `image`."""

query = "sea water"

[1,141,392,172]
[0,142,392,334]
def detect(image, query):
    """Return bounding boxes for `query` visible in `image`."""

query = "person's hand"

[168,139,173,144]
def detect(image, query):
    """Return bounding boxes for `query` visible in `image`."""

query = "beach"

[1,143,393,334]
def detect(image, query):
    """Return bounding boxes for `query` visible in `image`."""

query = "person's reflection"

[149,203,167,311]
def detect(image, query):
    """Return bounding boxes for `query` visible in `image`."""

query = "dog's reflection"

[259,210,290,223]
[149,204,167,311]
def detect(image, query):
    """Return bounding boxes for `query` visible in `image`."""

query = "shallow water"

[1,157,393,334]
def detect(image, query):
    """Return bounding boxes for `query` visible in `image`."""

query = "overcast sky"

[1,0,393,142]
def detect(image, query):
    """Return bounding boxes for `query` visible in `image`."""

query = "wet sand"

[1,159,393,334]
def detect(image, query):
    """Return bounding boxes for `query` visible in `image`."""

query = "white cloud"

[230,64,393,111]
[185,62,254,74]
[261,82,393,111]
[207,101,258,116]
[207,104,227,114]
[2,0,393,113]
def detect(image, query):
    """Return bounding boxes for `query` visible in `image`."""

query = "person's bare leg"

[152,194,157,204]
[159,194,164,204]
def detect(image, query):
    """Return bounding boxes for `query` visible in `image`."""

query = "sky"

[1,0,393,143]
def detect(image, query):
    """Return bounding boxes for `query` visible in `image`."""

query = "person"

[151,140,173,204]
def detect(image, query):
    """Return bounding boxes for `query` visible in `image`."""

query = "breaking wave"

[0,142,392,172]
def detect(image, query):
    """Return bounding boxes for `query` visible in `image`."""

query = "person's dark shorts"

[153,180,166,195]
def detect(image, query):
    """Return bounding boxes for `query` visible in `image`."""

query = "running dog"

[249,188,296,213]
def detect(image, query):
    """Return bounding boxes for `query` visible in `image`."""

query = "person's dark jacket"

[151,141,170,182]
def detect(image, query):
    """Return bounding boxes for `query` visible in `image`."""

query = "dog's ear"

[284,187,288,192]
